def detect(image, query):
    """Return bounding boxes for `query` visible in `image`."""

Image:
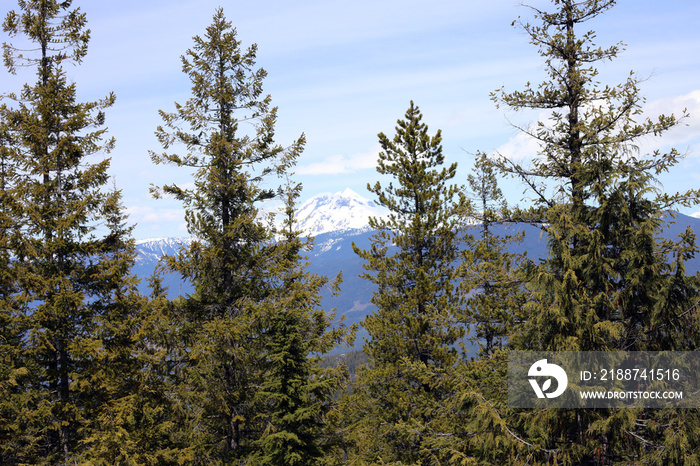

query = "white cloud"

[297,145,380,175]
[491,129,544,163]
[125,204,187,235]
[129,208,183,224]
[640,90,700,153]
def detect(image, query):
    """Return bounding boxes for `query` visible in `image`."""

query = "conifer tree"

[0,1,141,463]
[0,90,26,463]
[150,9,348,463]
[149,9,284,459]
[438,154,533,464]
[491,1,700,463]
[78,201,175,466]
[344,101,469,464]
[250,179,351,465]
[463,152,524,356]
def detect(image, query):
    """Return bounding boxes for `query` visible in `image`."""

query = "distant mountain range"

[132,189,700,352]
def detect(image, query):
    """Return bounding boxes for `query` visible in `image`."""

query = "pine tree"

[415,153,532,464]
[343,101,469,464]
[0,85,26,463]
[149,9,285,459]
[463,152,525,357]
[77,198,176,466]
[150,9,349,463]
[491,1,700,463]
[0,1,141,463]
[250,179,352,465]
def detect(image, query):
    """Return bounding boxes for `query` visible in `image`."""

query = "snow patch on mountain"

[295,188,389,237]
[134,237,195,265]
[133,188,387,253]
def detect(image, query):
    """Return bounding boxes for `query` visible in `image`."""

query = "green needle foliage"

[1,1,698,464]
[343,101,469,464]
[149,9,291,459]
[490,0,700,463]
[0,1,141,464]
[463,152,526,357]
[150,8,350,464]
[0,101,26,463]
[251,181,353,466]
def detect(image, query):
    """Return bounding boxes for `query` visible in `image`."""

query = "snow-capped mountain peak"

[295,188,389,237]
[133,189,387,247]
[134,237,195,265]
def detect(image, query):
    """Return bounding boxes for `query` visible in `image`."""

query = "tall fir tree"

[463,152,525,357]
[77,198,169,466]
[149,9,283,459]
[150,9,350,464]
[0,0,142,463]
[422,152,532,463]
[250,178,352,465]
[0,78,26,463]
[490,0,700,463]
[342,101,469,464]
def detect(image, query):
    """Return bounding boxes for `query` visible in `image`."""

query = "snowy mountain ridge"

[294,188,389,237]
[133,189,388,259]
[134,237,195,265]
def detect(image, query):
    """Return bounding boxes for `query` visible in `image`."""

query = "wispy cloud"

[297,145,380,175]
[125,204,187,235]
[641,90,700,154]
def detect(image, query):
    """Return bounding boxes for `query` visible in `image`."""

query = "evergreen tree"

[251,179,352,465]
[150,9,349,463]
[79,201,175,466]
[149,9,284,459]
[0,83,26,464]
[463,152,525,357]
[491,1,700,463]
[415,153,532,464]
[0,1,141,463]
[343,101,469,464]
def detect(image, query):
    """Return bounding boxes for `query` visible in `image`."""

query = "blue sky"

[2,0,699,239]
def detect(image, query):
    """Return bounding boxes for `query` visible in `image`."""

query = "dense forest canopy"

[0,1,699,464]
